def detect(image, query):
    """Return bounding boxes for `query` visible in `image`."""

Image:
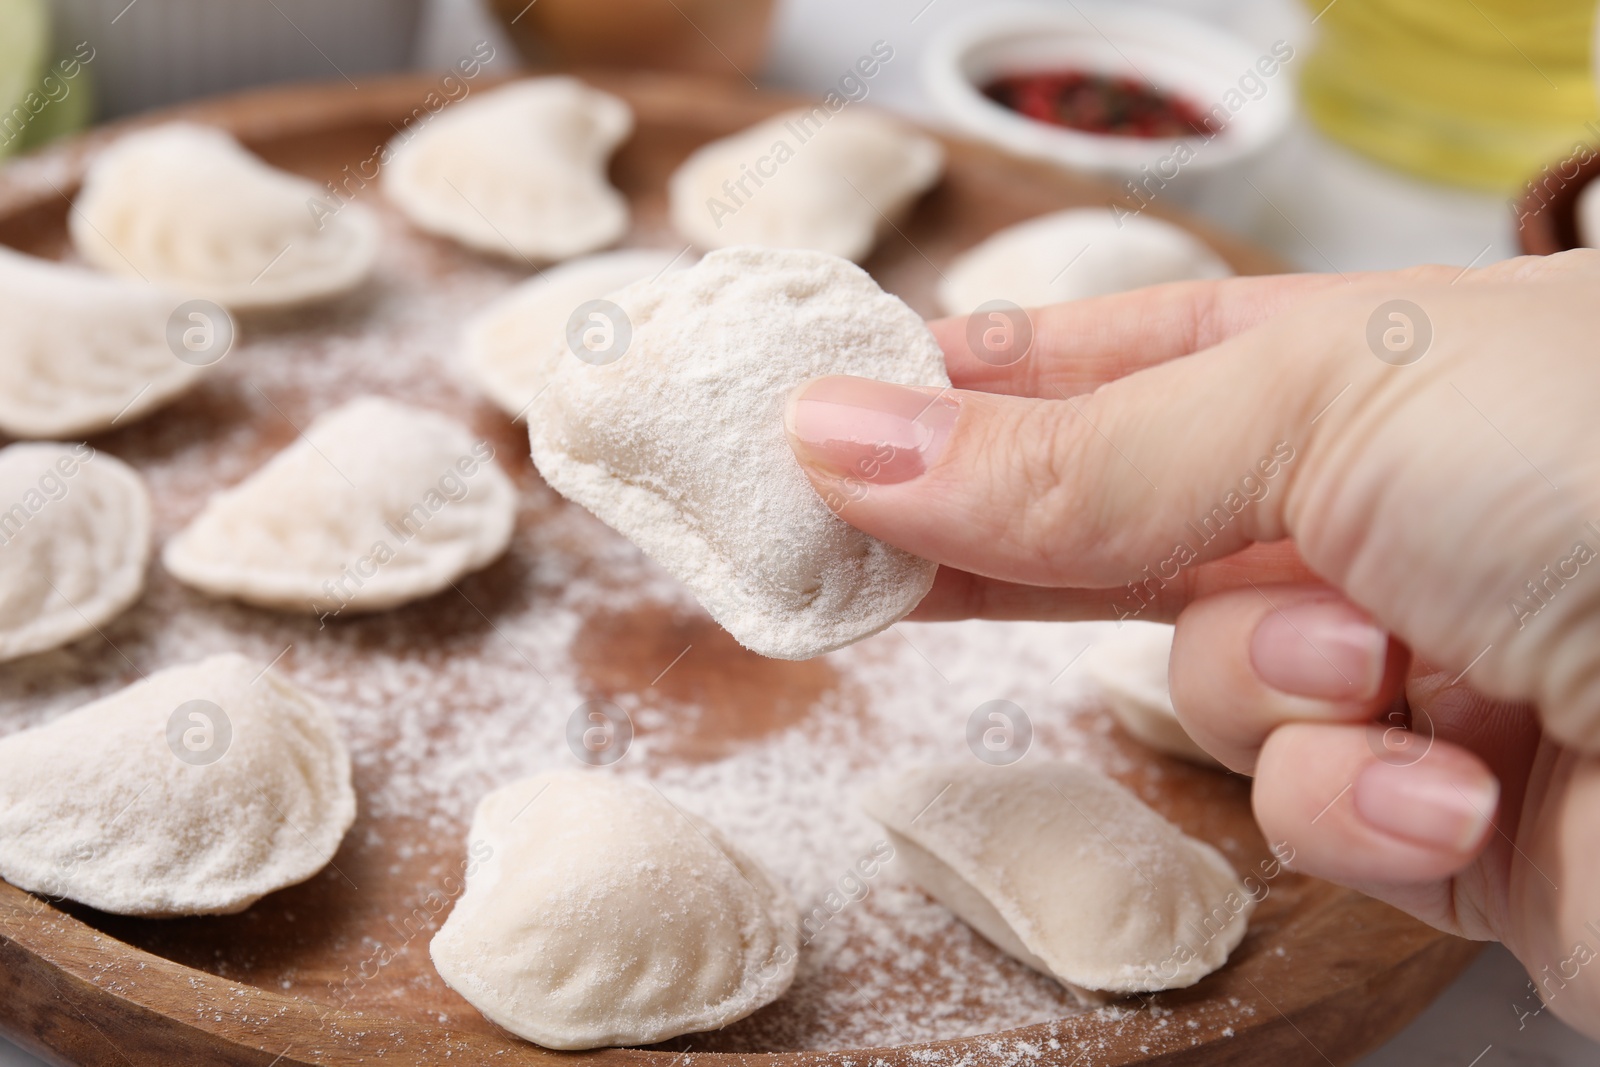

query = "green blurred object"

[0,0,93,159]
[15,61,93,152]
[0,0,49,159]
[1300,0,1600,191]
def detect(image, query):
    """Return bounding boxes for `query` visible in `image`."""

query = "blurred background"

[4,0,1594,270]
[1,0,1598,1062]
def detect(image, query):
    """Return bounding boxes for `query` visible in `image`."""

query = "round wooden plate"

[0,70,1478,1067]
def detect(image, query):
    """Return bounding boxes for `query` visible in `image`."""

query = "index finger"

[929,271,1350,397]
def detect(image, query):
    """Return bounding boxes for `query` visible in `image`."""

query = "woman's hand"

[783,249,1600,1038]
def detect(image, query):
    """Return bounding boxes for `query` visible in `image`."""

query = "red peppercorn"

[983,70,1222,139]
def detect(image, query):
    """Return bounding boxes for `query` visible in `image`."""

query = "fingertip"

[1255,723,1498,885]
[1351,745,1500,854]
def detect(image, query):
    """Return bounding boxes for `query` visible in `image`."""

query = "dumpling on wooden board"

[384,78,632,263]
[163,397,515,617]
[669,108,943,262]
[431,772,798,1049]
[0,247,218,438]
[0,442,149,663]
[0,654,355,916]
[862,762,1254,998]
[939,208,1233,315]
[1082,622,1223,768]
[71,123,379,310]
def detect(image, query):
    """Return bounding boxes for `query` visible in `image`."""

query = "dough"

[431,772,798,1049]
[1578,179,1600,248]
[938,208,1233,315]
[70,123,379,310]
[0,247,211,438]
[384,78,632,262]
[862,763,1253,995]
[527,246,946,660]
[163,396,515,616]
[669,108,943,262]
[0,443,149,663]
[1083,623,1222,768]
[0,653,355,916]
[463,248,689,418]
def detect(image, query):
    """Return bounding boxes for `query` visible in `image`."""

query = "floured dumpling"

[385,78,632,262]
[1578,178,1600,248]
[1083,623,1221,768]
[528,247,946,660]
[938,208,1233,315]
[163,396,515,616]
[0,248,215,438]
[431,772,798,1049]
[863,763,1253,996]
[70,123,380,309]
[669,108,943,262]
[0,443,149,663]
[0,654,355,916]
[463,248,689,417]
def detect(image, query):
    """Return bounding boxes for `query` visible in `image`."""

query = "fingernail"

[1353,760,1499,851]
[784,376,959,485]
[1249,599,1388,702]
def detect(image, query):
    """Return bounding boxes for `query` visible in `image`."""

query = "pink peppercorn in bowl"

[922,3,1294,180]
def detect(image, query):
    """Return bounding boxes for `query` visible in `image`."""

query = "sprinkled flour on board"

[0,190,1257,1056]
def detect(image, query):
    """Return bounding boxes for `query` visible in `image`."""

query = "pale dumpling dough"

[1083,623,1221,768]
[431,772,798,1049]
[163,397,515,615]
[463,248,689,417]
[938,208,1233,315]
[1578,179,1600,248]
[0,654,355,916]
[528,246,946,660]
[0,443,149,663]
[669,108,943,262]
[70,123,379,310]
[863,763,1253,995]
[384,78,632,262]
[0,248,209,438]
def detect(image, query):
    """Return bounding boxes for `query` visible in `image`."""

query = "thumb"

[782,316,1348,591]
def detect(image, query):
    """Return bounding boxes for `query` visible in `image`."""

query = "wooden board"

[0,70,1478,1067]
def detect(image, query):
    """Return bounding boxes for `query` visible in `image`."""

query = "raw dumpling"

[527,246,946,660]
[163,396,515,616]
[1578,178,1600,248]
[70,122,380,310]
[463,248,689,417]
[862,763,1254,995]
[0,653,355,916]
[0,247,214,438]
[938,208,1233,315]
[0,443,149,663]
[669,108,943,262]
[384,78,632,262]
[1083,623,1221,768]
[431,772,798,1049]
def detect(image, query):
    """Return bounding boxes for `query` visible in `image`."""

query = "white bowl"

[923,3,1292,178]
